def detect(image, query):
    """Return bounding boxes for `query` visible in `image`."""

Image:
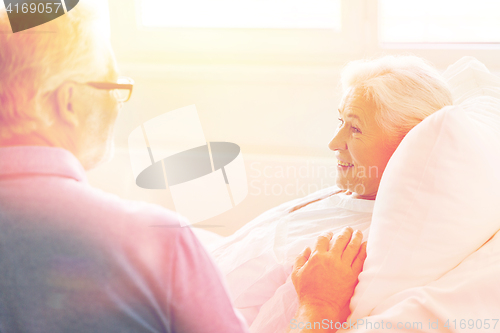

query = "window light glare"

[140,0,341,30]
[380,0,500,43]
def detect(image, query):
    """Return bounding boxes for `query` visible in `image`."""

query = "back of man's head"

[0,1,115,140]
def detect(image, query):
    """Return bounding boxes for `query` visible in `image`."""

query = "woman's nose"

[328,127,347,151]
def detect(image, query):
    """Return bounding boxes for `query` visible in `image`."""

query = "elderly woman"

[209,55,453,332]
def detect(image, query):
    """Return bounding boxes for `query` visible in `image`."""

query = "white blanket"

[250,230,500,333]
[210,186,374,327]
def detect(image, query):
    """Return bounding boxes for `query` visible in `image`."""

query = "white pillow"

[349,57,500,320]
[442,56,500,103]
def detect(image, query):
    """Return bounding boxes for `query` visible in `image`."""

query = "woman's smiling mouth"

[337,160,354,167]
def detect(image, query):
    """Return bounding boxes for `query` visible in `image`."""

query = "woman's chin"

[335,178,350,191]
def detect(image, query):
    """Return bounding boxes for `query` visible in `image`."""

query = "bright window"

[379,0,500,43]
[140,0,341,30]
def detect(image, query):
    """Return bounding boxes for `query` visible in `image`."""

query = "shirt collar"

[0,146,87,183]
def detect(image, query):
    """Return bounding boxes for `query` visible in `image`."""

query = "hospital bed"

[193,57,500,333]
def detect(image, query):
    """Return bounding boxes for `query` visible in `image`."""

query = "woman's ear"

[55,82,79,127]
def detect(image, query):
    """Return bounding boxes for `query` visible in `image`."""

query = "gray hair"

[340,55,453,141]
[0,1,116,139]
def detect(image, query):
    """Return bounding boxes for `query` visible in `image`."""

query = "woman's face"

[329,87,399,200]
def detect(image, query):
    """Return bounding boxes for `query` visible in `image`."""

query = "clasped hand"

[292,227,367,321]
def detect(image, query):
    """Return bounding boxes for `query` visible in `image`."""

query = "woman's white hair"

[340,55,453,141]
[0,0,115,139]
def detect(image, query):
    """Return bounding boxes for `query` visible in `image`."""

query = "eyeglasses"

[85,76,134,102]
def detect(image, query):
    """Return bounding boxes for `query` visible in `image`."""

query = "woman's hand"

[289,227,367,332]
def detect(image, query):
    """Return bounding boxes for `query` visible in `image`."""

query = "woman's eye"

[352,126,361,134]
[338,117,361,134]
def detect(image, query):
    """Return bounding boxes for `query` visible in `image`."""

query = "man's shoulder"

[81,184,189,228]
[63,184,199,259]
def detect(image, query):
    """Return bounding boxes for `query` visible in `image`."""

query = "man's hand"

[289,227,367,332]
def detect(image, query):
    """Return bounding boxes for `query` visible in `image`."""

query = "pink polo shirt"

[0,145,248,333]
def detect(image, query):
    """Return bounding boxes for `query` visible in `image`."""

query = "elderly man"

[0,3,248,333]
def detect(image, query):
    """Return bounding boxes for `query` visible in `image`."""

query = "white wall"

[86,64,343,236]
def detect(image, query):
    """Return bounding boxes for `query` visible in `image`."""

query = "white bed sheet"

[210,186,374,327]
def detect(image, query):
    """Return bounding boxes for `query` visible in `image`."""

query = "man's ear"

[55,83,79,127]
